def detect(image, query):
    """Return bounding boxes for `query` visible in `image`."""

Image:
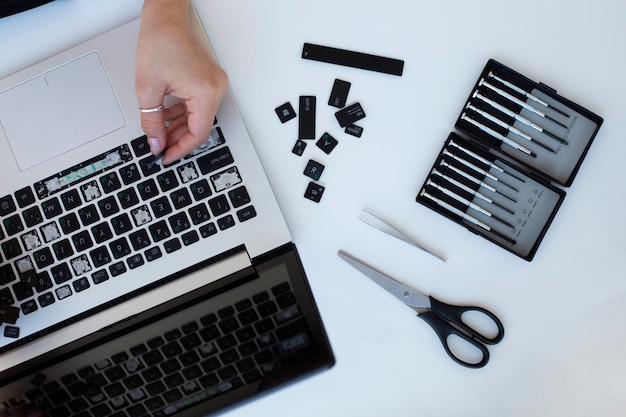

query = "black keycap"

[110,213,133,235]
[131,136,151,157]
[157,170,179,192]
[78,204,100,226]
[228,186,251,208]
[109,238,131,259]
[148,220,171,243]
[117,188,139,209]
[38,292,55,307]
[188,203,211,225]
[91,222,114,244]
[100,172,122,194]
[163,238,181,254]
[127,254,144,270]
[33,271,53,292]
[52,239,74,261]
[119,163,141,185]
[91,269,109,284]
[51,263,72,284]
[1,238,22,260]
[217,215,235,231]
[169,212,191,234]
[109,261,127,277]
[60,189,82,211]
[41,197,63,219]
[98,196,119,218]
[22,206,44,228]
[3,214,25,236]
[197,146,234,175]
[33,247,54,269]
[0,264,16,285]
[12,280,34,301]
[15,186,35,208]
[73,277,90,293]
[58,212,80,235]
[189,179,212,201]
[90,247,112,268]
[170,188,193,210]
[199,222,217,238]
[150,196,172,219]
[129,229,151,251]
[144,246,162,262]
[208,195,229,217]
[0,194,17,216]
[137,178,159,201]
[72,230,93,252]
[237,206,257,223]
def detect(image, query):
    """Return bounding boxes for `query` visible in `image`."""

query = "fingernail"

[148,137,161,154]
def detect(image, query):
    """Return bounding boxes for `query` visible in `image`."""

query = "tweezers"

[359,209,446,262]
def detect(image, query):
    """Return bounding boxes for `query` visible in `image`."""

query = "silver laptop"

[0,8,334,416]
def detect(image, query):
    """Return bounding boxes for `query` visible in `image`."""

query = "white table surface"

[1,1,625,416]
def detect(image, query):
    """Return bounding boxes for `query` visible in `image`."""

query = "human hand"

[135,0,229,165]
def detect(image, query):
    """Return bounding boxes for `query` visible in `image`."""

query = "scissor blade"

[338,250,431,311]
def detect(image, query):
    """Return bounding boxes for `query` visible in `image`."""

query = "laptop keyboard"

[11,281,318,417]
[0,120,257,341]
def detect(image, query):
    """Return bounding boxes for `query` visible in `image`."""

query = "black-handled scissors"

[338,250,504,368]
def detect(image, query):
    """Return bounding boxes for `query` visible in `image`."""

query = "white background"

[1,1,625,416]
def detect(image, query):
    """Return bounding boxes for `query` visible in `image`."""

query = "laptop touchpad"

[0,52,125,171]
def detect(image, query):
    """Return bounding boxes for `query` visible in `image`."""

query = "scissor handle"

[418,296,505,368]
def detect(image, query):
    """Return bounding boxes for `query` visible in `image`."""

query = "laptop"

[0,7,334,416]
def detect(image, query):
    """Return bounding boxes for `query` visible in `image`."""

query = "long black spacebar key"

[197,146,235,175]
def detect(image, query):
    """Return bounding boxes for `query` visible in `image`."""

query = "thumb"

[139,106,167,155]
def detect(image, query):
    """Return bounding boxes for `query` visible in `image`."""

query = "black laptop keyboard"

[14,281,318,417]
[0,121,257,341]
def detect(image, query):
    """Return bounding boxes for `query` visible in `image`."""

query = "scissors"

[338,250,504,368]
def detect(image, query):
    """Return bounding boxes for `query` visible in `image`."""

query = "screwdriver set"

[417,59,603,260]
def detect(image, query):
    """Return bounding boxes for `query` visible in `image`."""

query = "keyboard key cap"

[0,194,17,216]
[111,213,134,235]
[78,204,100,226]
[99,172,122,194]
[189,179,212,201]
[150,196,172,219]
[137,178,159,201]
[217,215,235,231]
[237,206,257,223]
[72,230,93,252]
[3,214,25,236]
[169,212,191,234]
[90,246,112,268]
[91,222,114,243]
[22,206,44,228]
[58,213,80,235]
[51,263,72,284]
[52,239,74,261]
[15,186,35,208]
[117,188,139,209]
[197,146,234,175]
[157,170,179,192]
[119,163,142,185]
[98,196,120,218]
[41,197,63,219]
[148,220,171,243]
[109,238,131,259]
[128,229,151,251]
[60,189,82,211]
[131,135,151,157]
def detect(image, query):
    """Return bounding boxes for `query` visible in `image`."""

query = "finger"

[139,108,167,155]
[163,102,187,123]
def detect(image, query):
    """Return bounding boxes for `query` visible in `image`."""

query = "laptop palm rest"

[0,51,125,171]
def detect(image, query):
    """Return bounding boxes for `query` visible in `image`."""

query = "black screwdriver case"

[416,59,603,261]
